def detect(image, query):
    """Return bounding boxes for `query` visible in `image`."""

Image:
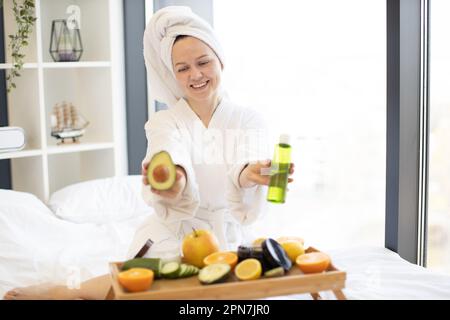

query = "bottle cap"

[279,134,291,145]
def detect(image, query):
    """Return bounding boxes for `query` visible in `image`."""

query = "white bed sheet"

[0,203,151,298]
[270,246,450,300]
[2,206,450,299]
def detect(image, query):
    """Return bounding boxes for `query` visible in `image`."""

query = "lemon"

[234,258,262,281]
[252,237,267,246]
[280,240,305,263]
[276,236,305,245]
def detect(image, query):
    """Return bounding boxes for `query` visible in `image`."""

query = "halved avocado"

[198,263,231,285]
[147,151,176,191]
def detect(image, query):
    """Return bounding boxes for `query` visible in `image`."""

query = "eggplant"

[261,238,292,272]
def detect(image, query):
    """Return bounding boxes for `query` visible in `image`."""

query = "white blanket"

[0,201,150,298]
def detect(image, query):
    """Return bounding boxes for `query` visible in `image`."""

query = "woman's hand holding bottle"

[239,160,294,189]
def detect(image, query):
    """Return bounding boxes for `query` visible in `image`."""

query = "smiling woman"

[139,5,295,252]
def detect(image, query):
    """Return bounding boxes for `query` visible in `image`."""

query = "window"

[214,0,386,250]
[427,0,450,273]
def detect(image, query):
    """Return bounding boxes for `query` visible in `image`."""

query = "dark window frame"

[122,0,148,175]
[0,6,12,189]
[386,0,429,265]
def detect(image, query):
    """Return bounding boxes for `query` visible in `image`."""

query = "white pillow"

[48,175,152,224]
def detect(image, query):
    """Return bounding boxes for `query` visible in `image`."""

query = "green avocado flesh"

[198,263,231,285]
[147,151,176,190]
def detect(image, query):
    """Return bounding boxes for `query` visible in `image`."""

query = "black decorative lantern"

[49,19,83,62]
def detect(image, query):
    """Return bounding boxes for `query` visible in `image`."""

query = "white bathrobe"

[129,97,269,256]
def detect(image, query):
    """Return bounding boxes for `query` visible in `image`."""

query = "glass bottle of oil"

[267,134,291,203]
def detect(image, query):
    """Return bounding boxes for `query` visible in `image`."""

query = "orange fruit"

[118,268,154,292]
[295,252,331,274]
[280,240,305,262]
[234,258,262,281]
[203,251,238,269]
[276,236,305,245]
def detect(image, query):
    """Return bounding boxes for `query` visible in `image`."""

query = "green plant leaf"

[6,0,36,92]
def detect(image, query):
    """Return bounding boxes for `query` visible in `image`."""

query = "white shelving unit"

[1,0,128,201]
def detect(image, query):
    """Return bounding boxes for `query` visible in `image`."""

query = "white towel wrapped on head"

[143,6,226,107]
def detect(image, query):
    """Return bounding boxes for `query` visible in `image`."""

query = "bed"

[1,176,450,300]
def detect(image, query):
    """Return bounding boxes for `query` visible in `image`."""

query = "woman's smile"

[190,80,209,91]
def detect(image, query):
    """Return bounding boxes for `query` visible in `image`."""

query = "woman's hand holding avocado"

[142,163,187,199]
[239,160,294,189]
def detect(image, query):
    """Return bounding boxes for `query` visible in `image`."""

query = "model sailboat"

[50,102,89,144]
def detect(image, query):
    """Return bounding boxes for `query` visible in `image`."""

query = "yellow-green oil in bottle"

[267,134,291,204]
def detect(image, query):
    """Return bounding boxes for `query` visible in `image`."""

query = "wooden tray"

[108,247,346,300]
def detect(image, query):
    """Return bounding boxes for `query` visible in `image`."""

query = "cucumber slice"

[183,265,193,276]
[161,261,180,279]
[177,264,197,278]
[177,264,189,277]
[161,263,199,279]
[191,266,200,275]
[264,267,285,278]
[198,263,231,285]
[188,265,199,276]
